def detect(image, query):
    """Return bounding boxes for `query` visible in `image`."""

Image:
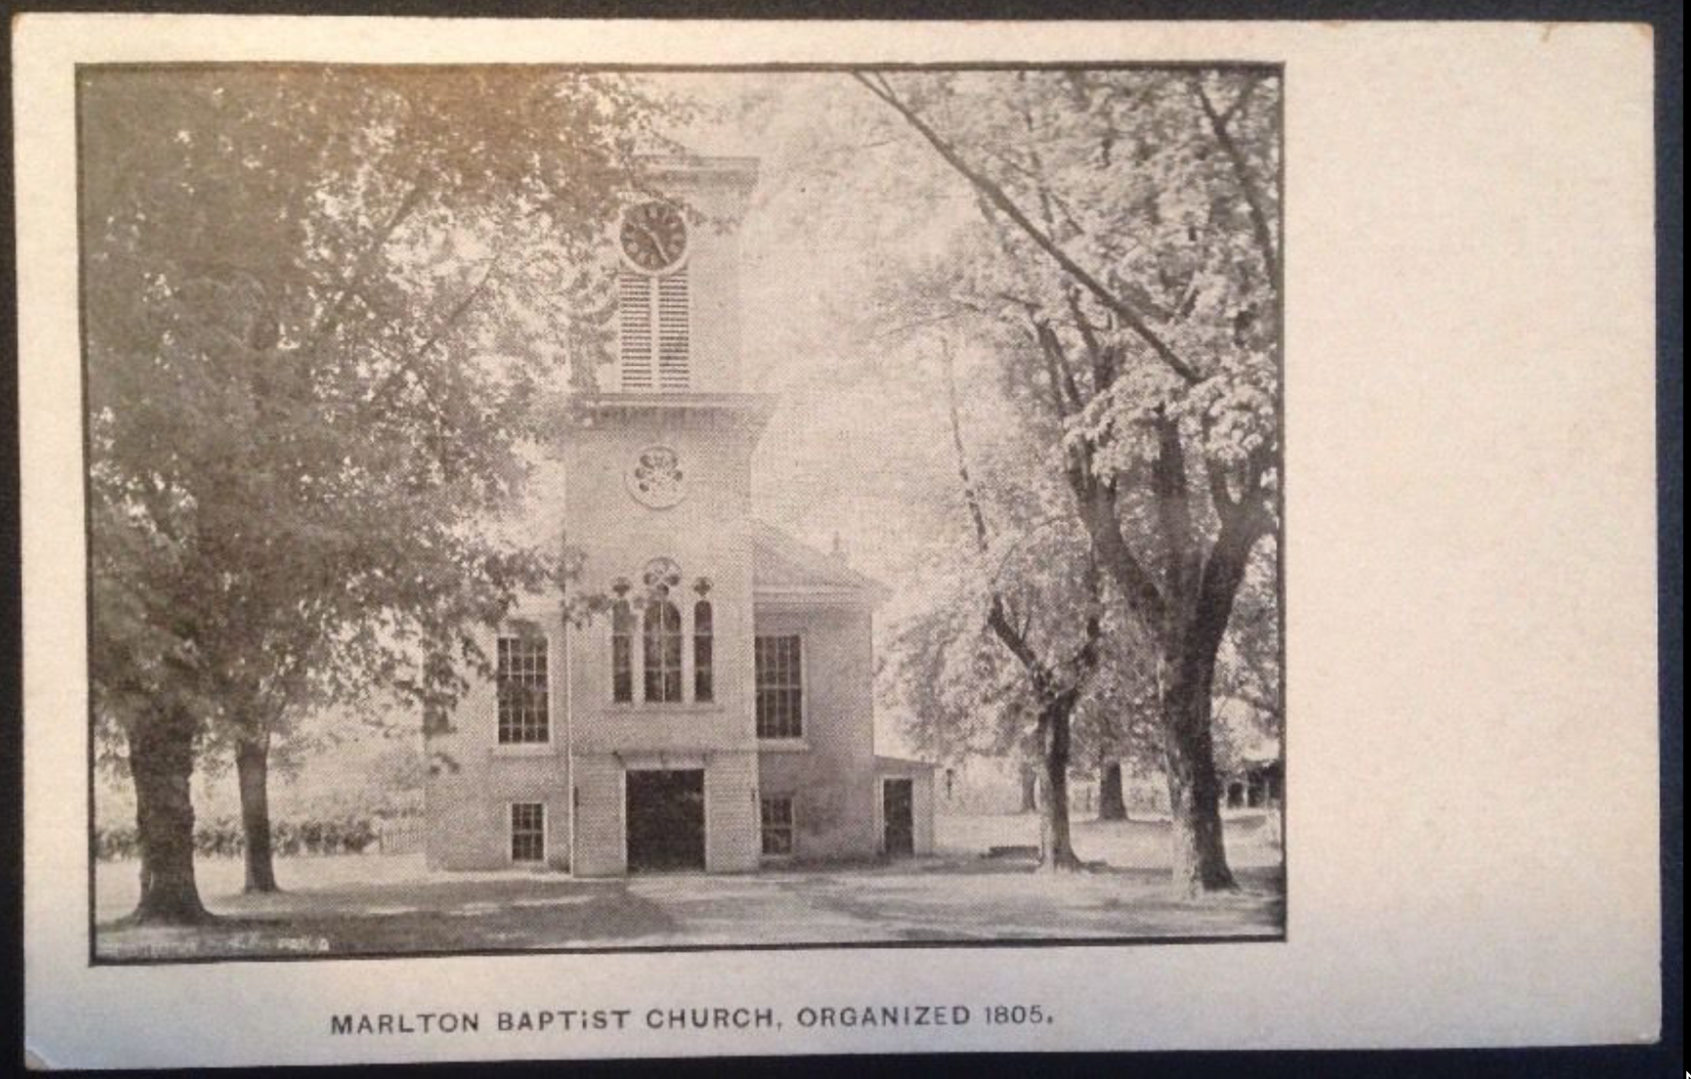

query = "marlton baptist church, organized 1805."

[424,157,936,875]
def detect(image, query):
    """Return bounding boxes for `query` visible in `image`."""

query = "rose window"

[626,445,686,508]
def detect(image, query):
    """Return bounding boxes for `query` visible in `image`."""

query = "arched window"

[611,599,634,703]
[693,600,713,703]
[643,598,683,703]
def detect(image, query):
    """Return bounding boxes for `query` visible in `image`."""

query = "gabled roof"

[751,519,890,605]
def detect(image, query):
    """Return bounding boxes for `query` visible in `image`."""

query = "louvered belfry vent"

[619,268,689,392]
[656,269,691,390]
[618,270,655,391]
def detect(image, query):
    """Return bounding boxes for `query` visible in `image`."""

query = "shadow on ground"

[96,877,679,960]
[93,815,1286,959]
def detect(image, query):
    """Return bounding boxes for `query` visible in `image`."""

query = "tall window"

[643,599,684,703]
[510,803,545,863]
[693,601,713,703]
[760,795,795,857]
[496,635,548,744]
[755,635,803,739]
[618,268,690,391]
[611,600,634,703]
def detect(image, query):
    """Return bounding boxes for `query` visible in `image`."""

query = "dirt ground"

[94,813,1285,960]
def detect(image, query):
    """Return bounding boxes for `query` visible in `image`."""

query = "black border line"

[79,60,1284,72]
[91,931,1287,966]
[78,67,100,977]
[75,59,1288,967]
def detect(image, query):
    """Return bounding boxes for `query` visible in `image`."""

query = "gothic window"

[693,600,714,703]
[611,599,634,703]
[642,557,682,593]
[755,635,803,739]
[643,599,684,703]
[496,634,548,744]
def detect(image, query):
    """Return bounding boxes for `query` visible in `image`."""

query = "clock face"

[619,201,688,273]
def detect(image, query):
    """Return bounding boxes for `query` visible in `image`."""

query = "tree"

[881,335,1104,870]
[362,741,429,813]
[854,69,1281,895]
[1097,761,1128,821]
[83,67,679,920]
[1069,624,1162,822]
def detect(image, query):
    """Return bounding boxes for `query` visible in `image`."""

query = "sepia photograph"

[79,62,1285,961]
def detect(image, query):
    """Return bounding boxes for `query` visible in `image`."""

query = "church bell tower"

[560,156,773,876]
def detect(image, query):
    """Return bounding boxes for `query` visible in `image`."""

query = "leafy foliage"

[84,68,680,752]
[847,69,1281,888]
[94,814,389,862]
[81,67,683,916]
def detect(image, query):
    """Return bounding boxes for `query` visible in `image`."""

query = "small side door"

[882,778,914,858]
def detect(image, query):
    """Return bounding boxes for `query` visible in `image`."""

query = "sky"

[638,72,983,601]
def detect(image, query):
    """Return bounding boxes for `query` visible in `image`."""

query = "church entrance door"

[626,769,706,872]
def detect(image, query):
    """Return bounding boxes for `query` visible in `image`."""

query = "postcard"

[16,14,1660,1067]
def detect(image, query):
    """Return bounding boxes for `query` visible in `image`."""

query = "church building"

[424,156,936,875]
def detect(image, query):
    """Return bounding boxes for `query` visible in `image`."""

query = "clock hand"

[656,223,680,263]
[629,220,663,263]
[636,214,681,264]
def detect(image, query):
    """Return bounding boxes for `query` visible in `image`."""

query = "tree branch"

[1032,318,1085,416]
[1206,457,1237,517]
[1064,289,1115,395]
[362,255,503,421]
[1217,74,1259,128]
[853,71,1202,385]
[306,173,432,356]
[1190,480,1272,674]
[1067,457,1170,643]
[987,594,1053,699]
[939,336,992,555]
[987,515,1076,591]
[1192,75,1280,295]
[941,330,1079,706]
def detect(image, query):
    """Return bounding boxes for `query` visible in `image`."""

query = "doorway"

[882,778,914,858]
[625,769,706,872]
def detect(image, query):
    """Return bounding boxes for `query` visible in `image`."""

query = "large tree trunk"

[236,727,279,893]
[128,708,210,924]
[1160,653,1236,896]
[1018,764,1038,814]
[1098,759,1128,821]
[1035,699,1084,872]
[1070,414,1253,895]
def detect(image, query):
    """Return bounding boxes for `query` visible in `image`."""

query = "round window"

[625,445,687,509]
